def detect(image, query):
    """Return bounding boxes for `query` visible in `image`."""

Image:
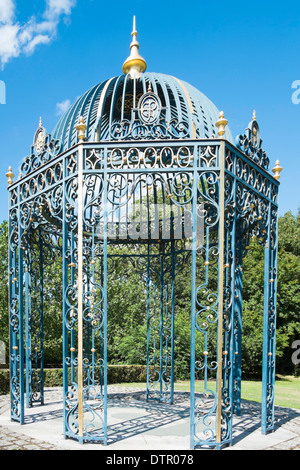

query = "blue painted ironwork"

[145,242,177,404]
[8,71,279,449]
[52,73,233,152]
[24,228,53,408]
[8,187,25,423]
[262,198,279,434]
[233,253,243,416]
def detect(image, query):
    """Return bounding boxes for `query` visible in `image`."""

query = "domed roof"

[52,72,233,151]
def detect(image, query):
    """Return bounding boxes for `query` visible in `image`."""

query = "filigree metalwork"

[138,92,162,124]
[236,118,270,170]
[21,134,62,176]
[110,118,190,141]
[8,120,279,450]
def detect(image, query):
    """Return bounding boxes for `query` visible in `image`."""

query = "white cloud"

[24,34,52,55]
[56,98,71,116]
[0,23,20,65]
[45,0,76,19]
[0,0,15,24]
[0,0,77,68]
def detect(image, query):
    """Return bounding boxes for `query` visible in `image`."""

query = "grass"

[116,375,300,410]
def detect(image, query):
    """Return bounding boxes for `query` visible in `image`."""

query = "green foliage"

[106,247,148,365]
[0,369,10,394]
[0,209,299,380]
[276,210,300,375]
[0,366,150,394]
[43,368,64,387]
[42,253,63,365]
[242,209,300,376]
[107,365,148,384]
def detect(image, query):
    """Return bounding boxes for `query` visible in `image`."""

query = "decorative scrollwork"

[236,117,270,170]
[110,117,190,141]
[8,131,280,445]
[21,134,62,176]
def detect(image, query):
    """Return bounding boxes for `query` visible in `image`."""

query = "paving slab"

[0,387,299,451]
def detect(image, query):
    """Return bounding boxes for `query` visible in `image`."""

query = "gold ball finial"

[122,16,147,79]
[272,160,283,181]
[252,110,257,121]
[215,111,228,137]
[6,167,14,186]
[76,116,87,142]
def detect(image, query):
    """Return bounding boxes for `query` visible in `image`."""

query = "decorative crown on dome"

[122,16,147,79]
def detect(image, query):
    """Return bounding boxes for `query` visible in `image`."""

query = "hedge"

[0,369,9,395]
[0,365,153,395]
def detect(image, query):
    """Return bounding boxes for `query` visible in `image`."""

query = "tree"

[242,209,300,376]
[0,209,299,377]
[276,210,300,375]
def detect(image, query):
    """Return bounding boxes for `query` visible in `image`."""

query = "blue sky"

[0,0,299,222]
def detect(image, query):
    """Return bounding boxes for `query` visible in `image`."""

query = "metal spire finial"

[6,167,14,186]
[272,160,283,181]
[122,16,147,79]
[215,111,228,137]
[76,116,87,142]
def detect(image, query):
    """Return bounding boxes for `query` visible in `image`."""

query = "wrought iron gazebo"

[7,18,282,449]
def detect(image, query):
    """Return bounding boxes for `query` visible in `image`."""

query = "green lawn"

[116,375,300,409]
[240,375,300,409]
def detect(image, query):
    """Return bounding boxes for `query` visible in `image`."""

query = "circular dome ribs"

[48,73,233,242]
[52,72,233,151]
